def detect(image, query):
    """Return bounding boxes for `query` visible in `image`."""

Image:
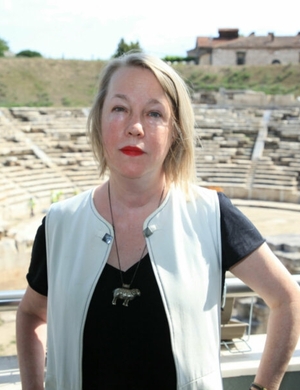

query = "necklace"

[108,181,165,307]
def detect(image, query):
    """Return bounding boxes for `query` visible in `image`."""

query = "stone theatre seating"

[0,106,299,224]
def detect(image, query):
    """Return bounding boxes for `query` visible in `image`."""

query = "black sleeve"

[26,216,48,296]
[218,192,265,272]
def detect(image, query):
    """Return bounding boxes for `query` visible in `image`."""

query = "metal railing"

[225,274,300,297]
[1,274,300,310]
[0,289,25,311]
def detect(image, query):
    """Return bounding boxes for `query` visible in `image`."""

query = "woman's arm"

[16,285,47,390]
[231,242,300,390]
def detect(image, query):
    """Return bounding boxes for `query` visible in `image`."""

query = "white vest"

[45,185,223,389]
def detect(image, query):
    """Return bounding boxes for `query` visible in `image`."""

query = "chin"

[121,171,145,180]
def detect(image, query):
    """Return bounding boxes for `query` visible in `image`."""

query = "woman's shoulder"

[171,183,219,199]
[190,184,220,207]
[48,188,94,215]
[168,184,221,217]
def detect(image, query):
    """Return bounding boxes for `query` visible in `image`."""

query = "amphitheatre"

[0,94,300,357]
[0,99,300,285]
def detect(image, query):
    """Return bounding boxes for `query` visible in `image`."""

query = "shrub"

[162,56,196,63]
[16,50,42,58]
[0,38,9,57]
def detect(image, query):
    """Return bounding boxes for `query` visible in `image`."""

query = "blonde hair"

[87,52,196,192]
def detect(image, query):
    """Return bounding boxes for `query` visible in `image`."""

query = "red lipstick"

[120,146,144,156]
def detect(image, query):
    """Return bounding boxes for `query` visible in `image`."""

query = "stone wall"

[213,48,300,66]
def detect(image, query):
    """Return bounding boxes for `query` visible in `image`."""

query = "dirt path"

[238,205,300,236]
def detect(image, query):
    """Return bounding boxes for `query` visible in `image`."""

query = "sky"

[1,0,300,60]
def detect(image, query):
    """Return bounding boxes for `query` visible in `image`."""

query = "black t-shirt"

[27,192,265,389]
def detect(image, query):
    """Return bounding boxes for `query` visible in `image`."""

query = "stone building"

[187,28,300,66]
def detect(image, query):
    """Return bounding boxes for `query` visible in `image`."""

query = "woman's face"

[101,66,174,181]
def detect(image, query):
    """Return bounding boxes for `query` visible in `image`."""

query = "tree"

[112,38,142,58]
[0,37,9,57]
[16,50,42,58]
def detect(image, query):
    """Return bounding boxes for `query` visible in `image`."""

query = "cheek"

[101,117,120,143]
[102,115,125,139]
[155,130,173,158]
[101,127,115,156]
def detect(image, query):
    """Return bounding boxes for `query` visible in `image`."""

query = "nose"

[126,115,144,137]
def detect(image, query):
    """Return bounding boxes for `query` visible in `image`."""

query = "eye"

[112,106,126,112]
[148,111,162,118]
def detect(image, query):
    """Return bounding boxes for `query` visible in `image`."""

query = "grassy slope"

[0,58,106,107]
[0,58,299,107]
[173,63,300,96]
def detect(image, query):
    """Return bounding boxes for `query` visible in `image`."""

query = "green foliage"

[16,50,42,58]
[0,37,9,57]
[223,70,250,88]
[253,84,289,95]
[185,73,219,91]
[200,74,218,83]
[183,67,253,92]
[112,38,142,58]
[162,56,195,63]
[0,81,6,99]
[274,71,293,83]
[61,97,72,106]
[25,92,53,107]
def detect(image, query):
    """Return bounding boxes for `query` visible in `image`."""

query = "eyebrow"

[112,94,164,107]
[113,93,128,101]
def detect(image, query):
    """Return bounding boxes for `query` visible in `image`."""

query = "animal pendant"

[112,284,141,307]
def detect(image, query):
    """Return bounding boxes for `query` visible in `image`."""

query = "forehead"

[106,66,164,95]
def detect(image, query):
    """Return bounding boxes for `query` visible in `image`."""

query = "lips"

[120,146,145,156]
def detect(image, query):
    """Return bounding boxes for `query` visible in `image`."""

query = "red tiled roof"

[196,37,232,48]
[216,34,300,49]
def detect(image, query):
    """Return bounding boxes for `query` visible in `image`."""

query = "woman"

[16,52,300,390]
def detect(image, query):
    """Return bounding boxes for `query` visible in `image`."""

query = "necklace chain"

[107,181,165,289]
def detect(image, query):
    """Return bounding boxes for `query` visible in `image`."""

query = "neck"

[107,174,167,210]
